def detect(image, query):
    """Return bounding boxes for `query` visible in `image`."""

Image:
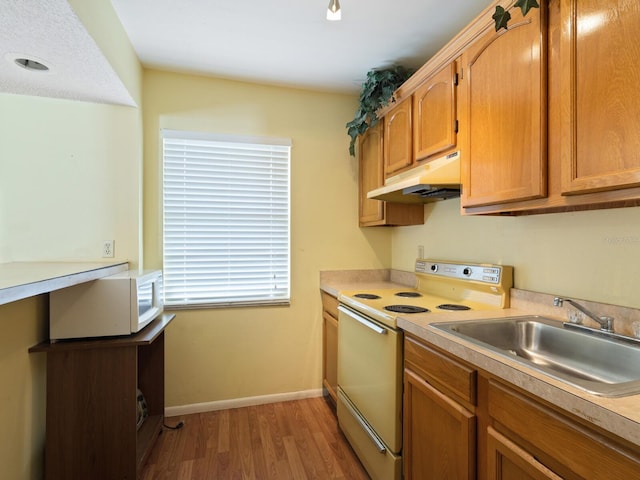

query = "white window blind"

[162,130,291,307]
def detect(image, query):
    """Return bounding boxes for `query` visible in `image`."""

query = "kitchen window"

[161,129,291,307]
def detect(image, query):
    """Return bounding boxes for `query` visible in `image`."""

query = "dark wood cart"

[30,313,175,480]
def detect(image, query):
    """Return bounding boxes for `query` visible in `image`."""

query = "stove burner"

[384,305,430,314]
[395,291,422,298]
[354,293,381,300]
[437,304,471,311]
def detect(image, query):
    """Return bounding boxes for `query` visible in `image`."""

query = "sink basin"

[432,316,640,397]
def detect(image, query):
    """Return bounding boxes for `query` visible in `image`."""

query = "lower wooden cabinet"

[321,291,339,403]
[486,427,561,480]
[488,378,640,480]
[403,334,477,479]
[404,333,640,480]
[404,368,476,479]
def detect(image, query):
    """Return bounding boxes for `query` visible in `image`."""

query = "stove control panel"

[415,260,504,284]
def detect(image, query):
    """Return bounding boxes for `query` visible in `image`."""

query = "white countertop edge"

[0,261,129,305]
[398,315,640,447]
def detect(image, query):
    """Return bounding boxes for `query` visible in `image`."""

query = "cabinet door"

[413,61,458,161]
[359,122,424,227]
[403,368,475,480]
[321,292,339,402]
[487,427,562,480]
[322,310,338,401]
[384,97,413,176]
[460,4,547,208]
[489,379,640,479]
[560,0,640,194]
[359,122,385,224]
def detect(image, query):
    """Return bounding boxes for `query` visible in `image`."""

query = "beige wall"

[392,198,640,309]
[0,297,47,480]
[0,93,142,263]
[142,69,391,406]
[0,1,142,477]
[0,0,143,264]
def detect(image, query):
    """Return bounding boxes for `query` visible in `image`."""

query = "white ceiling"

[110,0,490,94]
[0,1,490,104]
[0,0,135,105]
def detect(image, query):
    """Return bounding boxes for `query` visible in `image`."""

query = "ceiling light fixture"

[327,0,341,21]
[13,57,50,72]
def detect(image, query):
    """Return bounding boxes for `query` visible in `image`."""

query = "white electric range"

[336,259,513,480]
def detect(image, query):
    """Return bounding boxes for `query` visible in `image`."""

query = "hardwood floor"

[141,396,370,480]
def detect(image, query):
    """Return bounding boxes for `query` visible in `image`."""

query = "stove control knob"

[463,267,472,276]
[430,264,438,272]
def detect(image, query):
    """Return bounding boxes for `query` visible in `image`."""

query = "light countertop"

[0,261,129,305]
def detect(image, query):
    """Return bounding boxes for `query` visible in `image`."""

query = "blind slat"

[162,130,291,307]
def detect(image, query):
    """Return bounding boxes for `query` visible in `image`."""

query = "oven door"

[337,305,402,453]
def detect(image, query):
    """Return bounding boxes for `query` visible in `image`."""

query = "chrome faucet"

[553,297,614,332]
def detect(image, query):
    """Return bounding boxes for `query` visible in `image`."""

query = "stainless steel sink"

[432,316,640,397]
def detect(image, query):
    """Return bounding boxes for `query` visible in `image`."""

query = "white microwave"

[50,270,163,341]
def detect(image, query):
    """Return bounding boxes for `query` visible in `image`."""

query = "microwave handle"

[338,305,387,335]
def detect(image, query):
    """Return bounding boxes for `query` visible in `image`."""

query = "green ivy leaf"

[346,65,414,156]
[493,6,511,32]
[514,0,540,17]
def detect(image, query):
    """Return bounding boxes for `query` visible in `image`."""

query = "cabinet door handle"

[338,305,387,335]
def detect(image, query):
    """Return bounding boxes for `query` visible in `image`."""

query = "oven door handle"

[338,305,387,335]
[338,390,387,454]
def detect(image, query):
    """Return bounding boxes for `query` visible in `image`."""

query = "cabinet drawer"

[488,379,640,479]
[404,334,476,407]
[321,291,339,319]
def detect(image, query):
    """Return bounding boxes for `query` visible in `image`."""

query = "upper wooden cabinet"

[367,0,640,215]
[359,123,385,225]
[560,0,640,195]
[359,122,424,227]
[413,61,459,162]
[460,3,547,208]
[460,0,640,215]
[384,97,413,177]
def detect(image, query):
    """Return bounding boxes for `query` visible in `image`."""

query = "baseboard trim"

[165,388,324,417]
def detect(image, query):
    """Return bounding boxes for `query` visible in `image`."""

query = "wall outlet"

[102,240,115,258]
[418,245,424,259]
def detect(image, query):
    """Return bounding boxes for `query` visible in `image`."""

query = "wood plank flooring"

[141,396,370,480]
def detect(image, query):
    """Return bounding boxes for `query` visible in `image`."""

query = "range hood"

[368,151,461,204]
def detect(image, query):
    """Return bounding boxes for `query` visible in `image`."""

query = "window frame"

[161,129,291,309]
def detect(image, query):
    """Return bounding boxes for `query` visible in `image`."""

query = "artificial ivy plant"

[493,0,540,31]
[345,1,540,156]
[346,65,415,156]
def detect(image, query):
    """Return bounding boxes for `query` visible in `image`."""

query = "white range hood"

[367,151,461,204]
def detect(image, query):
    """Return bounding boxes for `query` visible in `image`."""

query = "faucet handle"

[553,297,564,307]
[599,316,614,332]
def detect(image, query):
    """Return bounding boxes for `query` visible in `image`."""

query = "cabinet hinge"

[454,73,459,86]
[454,120,459,133]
